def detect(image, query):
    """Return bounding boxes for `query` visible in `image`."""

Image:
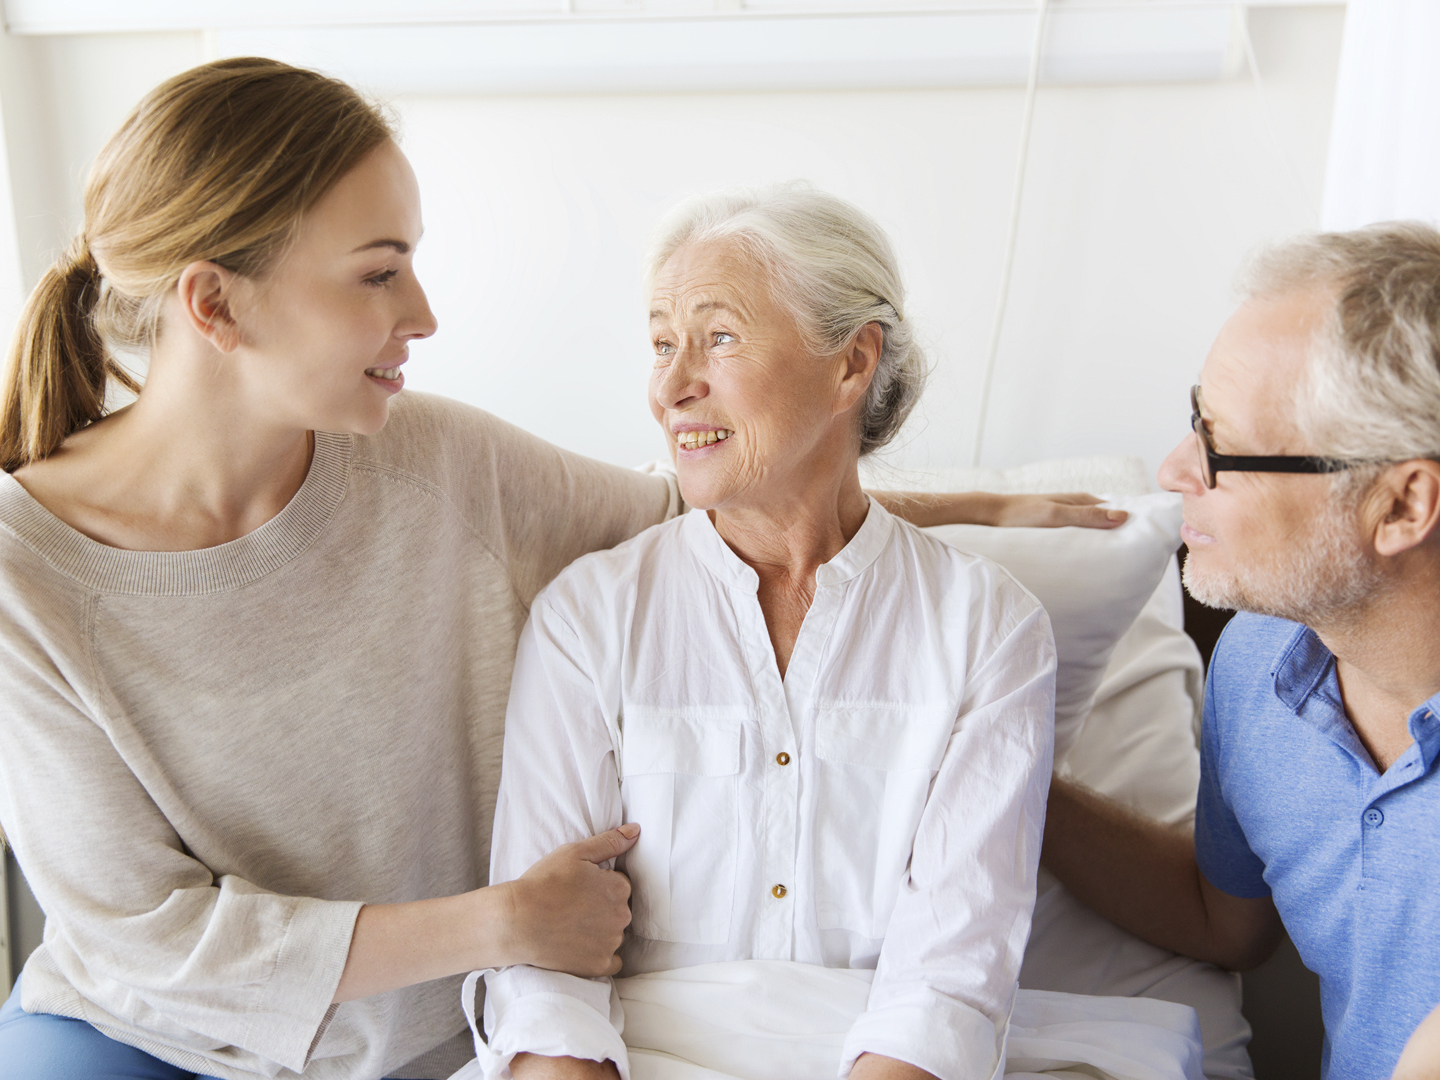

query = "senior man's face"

[648,241,853,512]
[1157,288,1379,625]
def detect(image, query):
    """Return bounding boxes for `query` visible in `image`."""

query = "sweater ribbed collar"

[0,431,352,596]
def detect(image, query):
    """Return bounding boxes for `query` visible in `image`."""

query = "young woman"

[0,59,1117,1080]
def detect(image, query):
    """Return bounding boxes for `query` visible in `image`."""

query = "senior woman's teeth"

[367,367,401,380]
[677,429,733,449]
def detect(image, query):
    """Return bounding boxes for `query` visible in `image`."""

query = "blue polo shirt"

[1195,613,1440,1080]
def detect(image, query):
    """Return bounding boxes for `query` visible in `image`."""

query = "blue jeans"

[0,977,415,1079]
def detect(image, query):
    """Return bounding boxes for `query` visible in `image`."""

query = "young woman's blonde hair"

[0,57,394,472]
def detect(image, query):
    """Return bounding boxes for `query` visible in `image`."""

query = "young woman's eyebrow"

[350,236,418,255]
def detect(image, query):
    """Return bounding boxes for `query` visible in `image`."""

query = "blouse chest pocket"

[619,707,743,945]
[812,704,956,939]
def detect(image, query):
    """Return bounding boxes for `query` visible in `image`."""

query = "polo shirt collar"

[1410,699,1440,773]
[1273,622,1440,776]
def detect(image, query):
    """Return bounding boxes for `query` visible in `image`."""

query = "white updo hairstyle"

[645,182,927,456]
[1242,222,1440,499]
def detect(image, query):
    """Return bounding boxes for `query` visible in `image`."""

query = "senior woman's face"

[648,241,853,512]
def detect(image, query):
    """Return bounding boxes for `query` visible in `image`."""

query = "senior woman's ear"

[833,322,884,417]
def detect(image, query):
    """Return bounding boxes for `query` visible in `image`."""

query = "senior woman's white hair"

[1241,221,1440,497]
[645,182,926,456]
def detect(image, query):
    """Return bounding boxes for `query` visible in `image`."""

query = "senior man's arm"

[1042,777,1282,971]
[1394,1003,1440,1080]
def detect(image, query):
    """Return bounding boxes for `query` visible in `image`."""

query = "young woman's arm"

[334,827,637,1003]
[868,491,1126,529]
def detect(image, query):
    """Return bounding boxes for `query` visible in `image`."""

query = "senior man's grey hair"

[646,182,926,456]
[1242,221,1440,498]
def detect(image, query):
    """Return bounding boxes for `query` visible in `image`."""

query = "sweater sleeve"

[0,615,362,1075]
[482,597,631,1078]
[370,395,680,607]
[841,591,1056,1080]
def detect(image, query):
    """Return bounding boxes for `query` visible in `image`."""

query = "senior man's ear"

[833,322,884,416]
[1370,459,1440,558]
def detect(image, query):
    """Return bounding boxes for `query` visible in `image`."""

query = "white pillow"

[924,491,1182,759]
[1062,555,1203,822]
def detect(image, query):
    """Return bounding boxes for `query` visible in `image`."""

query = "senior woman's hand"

[870,490,1127,529]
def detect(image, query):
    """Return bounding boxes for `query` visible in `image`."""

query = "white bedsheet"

[448,961,1205,1080]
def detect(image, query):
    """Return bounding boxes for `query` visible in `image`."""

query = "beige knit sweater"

[0,392,677,1079]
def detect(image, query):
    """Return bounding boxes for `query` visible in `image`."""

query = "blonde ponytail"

[0,57,392,473]
[1,238,139,471]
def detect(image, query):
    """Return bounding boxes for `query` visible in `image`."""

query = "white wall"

[0,7,1343,484]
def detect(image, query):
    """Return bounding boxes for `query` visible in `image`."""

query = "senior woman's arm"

[482,593,633,1079]
[841,571,1057,1080]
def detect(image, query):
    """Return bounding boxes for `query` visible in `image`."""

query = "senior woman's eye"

[654,339,675,355]
[713,332,735,345]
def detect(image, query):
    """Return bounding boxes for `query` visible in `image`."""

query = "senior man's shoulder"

[1209,612,1310,680]
[1205,611,1313,728]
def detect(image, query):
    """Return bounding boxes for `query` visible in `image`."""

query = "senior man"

[1042,222,1440,1080]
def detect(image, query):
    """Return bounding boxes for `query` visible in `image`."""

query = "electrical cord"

[971,0,1051,467]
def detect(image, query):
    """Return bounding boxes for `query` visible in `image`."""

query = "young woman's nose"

[399,276,438,340]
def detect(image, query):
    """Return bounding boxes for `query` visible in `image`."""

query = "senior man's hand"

[870,490,1127,530]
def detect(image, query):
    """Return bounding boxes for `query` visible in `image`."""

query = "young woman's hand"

[332,824,639,1003]
[497,824,640,976]
[986,492,1128,529]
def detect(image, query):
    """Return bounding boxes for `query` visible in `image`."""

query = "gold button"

[775,752,791,766]
[772,884,788,899]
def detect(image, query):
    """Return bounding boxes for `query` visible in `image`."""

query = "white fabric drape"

[1322,0,1440,229]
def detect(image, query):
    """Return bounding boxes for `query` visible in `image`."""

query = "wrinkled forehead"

[1199,289,1329,444]
[649,240,779,320]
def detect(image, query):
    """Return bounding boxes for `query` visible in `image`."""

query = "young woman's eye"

[365,269,399,288]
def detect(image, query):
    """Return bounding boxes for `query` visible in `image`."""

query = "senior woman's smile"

[648,238,883,518]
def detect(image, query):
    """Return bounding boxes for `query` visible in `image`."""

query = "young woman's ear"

[175,261,242,352]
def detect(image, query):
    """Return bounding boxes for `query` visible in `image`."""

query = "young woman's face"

[229,139,436,435]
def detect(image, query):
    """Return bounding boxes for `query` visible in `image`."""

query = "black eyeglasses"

[1190,385,1361,490]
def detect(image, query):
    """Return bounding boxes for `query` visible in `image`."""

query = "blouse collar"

[681,494,895,593]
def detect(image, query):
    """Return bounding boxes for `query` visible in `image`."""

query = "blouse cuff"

[483,969,629,1080]
[840,990,1004,1080]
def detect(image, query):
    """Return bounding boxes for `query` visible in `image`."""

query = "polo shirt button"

[776,752,791,766]
[772,884,788,899]
[1363,807,1384,827]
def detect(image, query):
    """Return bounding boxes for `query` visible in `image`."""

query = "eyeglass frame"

[1189,385,1363,490]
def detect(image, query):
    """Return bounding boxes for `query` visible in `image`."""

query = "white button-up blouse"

[484,500,1056,1080]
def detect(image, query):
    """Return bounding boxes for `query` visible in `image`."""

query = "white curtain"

[1322,0,1440,230]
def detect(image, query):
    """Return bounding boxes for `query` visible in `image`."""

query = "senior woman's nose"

[652,347,709,411]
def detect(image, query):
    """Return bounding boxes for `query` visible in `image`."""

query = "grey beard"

[1183,500,1384,627]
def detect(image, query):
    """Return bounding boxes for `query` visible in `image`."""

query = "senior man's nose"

[1158,432,1203,495]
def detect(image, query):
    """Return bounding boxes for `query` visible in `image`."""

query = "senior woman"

[481,186,1057,1080]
